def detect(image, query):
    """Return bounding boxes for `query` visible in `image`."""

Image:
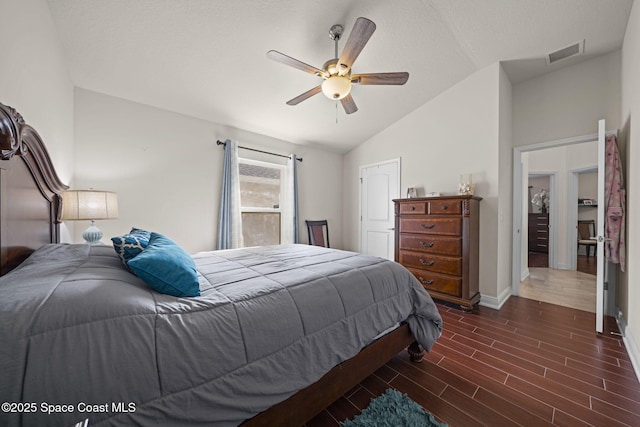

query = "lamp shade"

[321,76,351,100]
[61,190,119,221]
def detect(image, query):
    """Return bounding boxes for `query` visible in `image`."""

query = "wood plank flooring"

[307,297,640,426]
[520,268,596,313]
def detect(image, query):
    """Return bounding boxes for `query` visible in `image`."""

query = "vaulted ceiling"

[47,0,633,153]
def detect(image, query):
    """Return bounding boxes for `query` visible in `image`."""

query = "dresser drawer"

[530,215,549,224]
[531,242,548,251]
[399,234,461,256]
[409,269,461,297]
[428,199,461,215]
[399,202,427,215]
[399,251,462,276]
[399,217,461,236]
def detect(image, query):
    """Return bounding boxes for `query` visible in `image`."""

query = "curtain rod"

[216,140,303,162]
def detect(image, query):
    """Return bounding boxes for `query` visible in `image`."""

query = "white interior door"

[595,119,606,333]
[360,159,400,259]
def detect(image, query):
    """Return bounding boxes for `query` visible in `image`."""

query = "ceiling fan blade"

[340,94,358,114]
[267,50,326,77]
[351,72,409,85]
[286,85,322,105]
[337,17,376,73]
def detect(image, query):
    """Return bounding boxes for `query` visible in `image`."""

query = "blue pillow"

[127,232,200,297]
[111,228,151,266]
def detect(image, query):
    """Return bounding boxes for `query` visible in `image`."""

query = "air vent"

[546,40,584,65]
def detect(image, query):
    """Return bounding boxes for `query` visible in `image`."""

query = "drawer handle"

[419,277,434,285]
[419,241,435,248]
[420,223,435,229]
[441,205,448,210]
[411,206,416,211]
[419,259,435,266]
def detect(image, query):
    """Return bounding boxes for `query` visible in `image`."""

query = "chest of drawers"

[528,213,549,253]
[394,195,481,310]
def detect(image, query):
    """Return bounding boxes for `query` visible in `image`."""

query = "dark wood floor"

[528,251,549,268]
[308,297,640,426]
[576,254,598,275]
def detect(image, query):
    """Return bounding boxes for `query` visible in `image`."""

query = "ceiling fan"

[267,17,409,114]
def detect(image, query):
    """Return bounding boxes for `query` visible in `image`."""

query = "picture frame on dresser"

[393,195,481,310]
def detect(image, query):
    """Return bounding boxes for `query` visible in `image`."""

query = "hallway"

[520,266,596,313]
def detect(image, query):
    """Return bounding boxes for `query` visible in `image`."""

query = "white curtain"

[281,154,299,244]
[217,140,244,249]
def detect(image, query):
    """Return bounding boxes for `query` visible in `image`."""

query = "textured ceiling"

[47,0,633,153]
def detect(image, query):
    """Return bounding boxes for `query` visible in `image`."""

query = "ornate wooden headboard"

[0,102,68,275]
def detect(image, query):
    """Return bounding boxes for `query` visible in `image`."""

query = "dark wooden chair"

[306,220,329,248]
[577,220,597,258]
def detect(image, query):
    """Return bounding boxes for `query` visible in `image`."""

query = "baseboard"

[557,263,570,270]
[479,286,512,310]
[521,267,530,281]
[616,307,640,382]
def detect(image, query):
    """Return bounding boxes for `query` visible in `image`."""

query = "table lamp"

[61,190,119,244]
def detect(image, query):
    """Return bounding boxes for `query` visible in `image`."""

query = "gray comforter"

[0,243,442,426]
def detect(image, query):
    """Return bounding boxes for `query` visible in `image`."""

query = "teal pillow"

[127,232,200,297]
[111,228,151,266]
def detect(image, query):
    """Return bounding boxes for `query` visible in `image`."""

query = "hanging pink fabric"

[604,135,625,272]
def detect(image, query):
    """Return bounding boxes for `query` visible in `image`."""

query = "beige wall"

[344,63,504,303]
[0,0,74,188]
[621,0,640,375]
[72,89,343,252]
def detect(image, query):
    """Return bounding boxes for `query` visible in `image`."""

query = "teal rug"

[341,389,447,427]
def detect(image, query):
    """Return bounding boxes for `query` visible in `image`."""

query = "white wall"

[496,66,514,304]
[577,172,598,226]
[0,0,74,188]
[513,50,621,147]
[72,89,343,253]
[344,63,504,301]
[621,0,640,378]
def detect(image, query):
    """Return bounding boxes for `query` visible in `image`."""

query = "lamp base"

[82,220,103,245]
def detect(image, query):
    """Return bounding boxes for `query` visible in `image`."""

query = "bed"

[0,102,442,427]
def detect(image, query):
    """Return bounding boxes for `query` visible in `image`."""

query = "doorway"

[512,135,598,312]
[570,167,599,275]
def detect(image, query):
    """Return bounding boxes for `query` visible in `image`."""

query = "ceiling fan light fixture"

[268,17,407,113]
[321,76,351,100]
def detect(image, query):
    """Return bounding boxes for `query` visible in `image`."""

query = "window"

[239,158,286,247]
